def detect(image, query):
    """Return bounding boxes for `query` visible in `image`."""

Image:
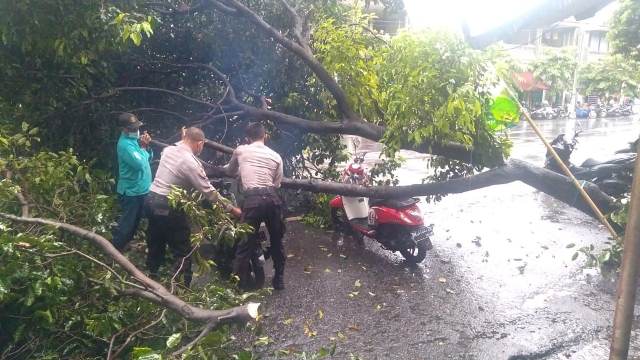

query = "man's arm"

[223,149,240,177]
[120,143,148,171]
[274,155,283,188]
[185,161,241,217]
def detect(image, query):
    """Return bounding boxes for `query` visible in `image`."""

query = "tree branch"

[4,170,30,217]
[217,0,360,120]
[123,108,189,122]
[161,62,238,103]
[226,104,478,163]
[0,213,260,326]
[149,139,617,218]
[189,111,243,129]
[172,321,216,356]
[110,310,166,360]
[279,0,311,52]
[114,87,215,109]
[280,159,618,218]
[144,1,210,15]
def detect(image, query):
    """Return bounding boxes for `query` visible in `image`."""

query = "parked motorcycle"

[544,132,636,197]
[329,154,433,263]
[605,104,633,117]
[531,106,556,120]
[552,106,569,119]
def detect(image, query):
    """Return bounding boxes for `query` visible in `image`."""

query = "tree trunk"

[151,140,618,219]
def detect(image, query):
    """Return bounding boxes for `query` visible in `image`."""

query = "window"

[588,32,608,53]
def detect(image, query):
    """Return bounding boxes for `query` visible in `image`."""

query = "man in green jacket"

[112,113,153,251]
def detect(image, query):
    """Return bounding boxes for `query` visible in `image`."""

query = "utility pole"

[569,28,585,118]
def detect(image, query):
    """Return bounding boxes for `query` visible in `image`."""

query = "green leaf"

[142,22,153,37]
[571,252,579,261]
[115,13,126,25]
[130,32,142,46]
[234,350,253,360]
[35,309,53,324]
[132,347,161,360]
[0,279,8,301]
[138,355,162,360]
[166,332,182,349]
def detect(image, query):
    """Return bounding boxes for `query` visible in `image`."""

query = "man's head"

[118,113,143,133]
[245,122,266,143]
[182,127,206,155]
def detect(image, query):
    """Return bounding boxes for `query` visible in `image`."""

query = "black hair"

[245,122,266,141]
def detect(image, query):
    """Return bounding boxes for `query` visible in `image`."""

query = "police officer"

[112,113,153,251]
[225,122,286,290]
[146,127,240,286]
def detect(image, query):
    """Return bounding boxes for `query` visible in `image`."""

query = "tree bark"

[281,159,618,218]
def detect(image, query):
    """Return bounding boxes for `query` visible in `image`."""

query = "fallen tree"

[152,139,618,219]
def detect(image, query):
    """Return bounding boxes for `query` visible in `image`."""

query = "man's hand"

[139,131,152,148]
[229,206,242,219]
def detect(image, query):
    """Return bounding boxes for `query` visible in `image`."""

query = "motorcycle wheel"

[400,238,430,264]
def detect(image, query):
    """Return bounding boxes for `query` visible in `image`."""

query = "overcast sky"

[403,0,619,35]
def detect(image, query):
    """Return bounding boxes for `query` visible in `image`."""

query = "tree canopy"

[0,0,513,174]
[579,55,640,97]
[609,0,640,62]
[530,50,577,102]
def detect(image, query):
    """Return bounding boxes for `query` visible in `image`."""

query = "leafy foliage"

[313,8,385,121]
[0,125,258,358]
[609,0,640,62]
[301,193,336,229]
[376,31,512,169]
[530,50,577,102]
[579,55,640,97]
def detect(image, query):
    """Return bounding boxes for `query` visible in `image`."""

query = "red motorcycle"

[329,154,433,263]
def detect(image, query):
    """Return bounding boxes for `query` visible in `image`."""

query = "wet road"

[252,116,640,359]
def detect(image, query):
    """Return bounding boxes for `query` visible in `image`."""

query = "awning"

[513,72,549,92]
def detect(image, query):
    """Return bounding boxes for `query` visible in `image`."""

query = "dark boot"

[250,249,265,290]
[272,262,285,290]
[233,258,253,291]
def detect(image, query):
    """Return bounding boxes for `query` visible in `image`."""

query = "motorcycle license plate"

[412,225,433,241]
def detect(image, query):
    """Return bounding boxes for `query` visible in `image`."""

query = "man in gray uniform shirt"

[145,127,240,287]
[225,122,286,290]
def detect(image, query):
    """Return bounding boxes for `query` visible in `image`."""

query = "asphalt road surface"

[248,116,640,359]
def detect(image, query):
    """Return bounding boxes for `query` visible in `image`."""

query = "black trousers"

[144,193,193,286]
[112,194,146,251]
[233,194,285,287]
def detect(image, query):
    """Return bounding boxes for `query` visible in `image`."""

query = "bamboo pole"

[503,86,619,239]
[609,143,640,360]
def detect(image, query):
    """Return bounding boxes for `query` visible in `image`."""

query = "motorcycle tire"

[400,238,430,264]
